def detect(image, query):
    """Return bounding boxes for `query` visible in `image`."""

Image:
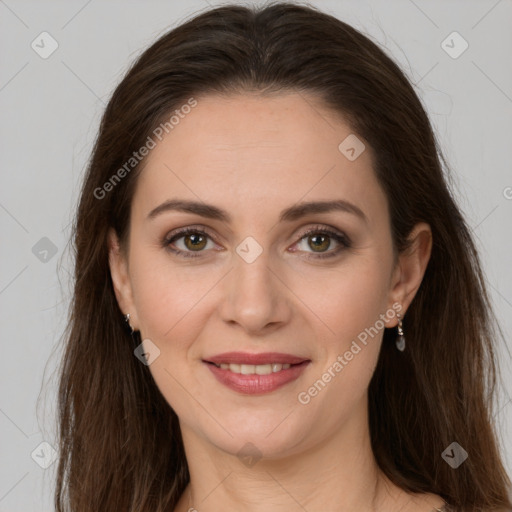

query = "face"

[109,91,430,459]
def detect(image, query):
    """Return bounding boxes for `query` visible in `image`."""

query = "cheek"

[129,248,215,345]
[292,255,390,348]
[297,265,388,419]
[295,257,390,404]
[129,255,215,416]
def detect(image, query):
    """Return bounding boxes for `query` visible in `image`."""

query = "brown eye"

[164,228,215,258]
[294,227,351,260]
[307,233,331,252]
[182,232,208,251]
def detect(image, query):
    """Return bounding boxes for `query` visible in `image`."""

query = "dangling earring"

[396,313,406,351]
[124,313,134,334]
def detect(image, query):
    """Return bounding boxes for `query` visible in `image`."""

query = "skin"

[109,91,441,511]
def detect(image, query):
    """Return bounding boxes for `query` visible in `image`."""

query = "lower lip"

[204,361,310,394]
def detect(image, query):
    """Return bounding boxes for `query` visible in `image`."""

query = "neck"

[175,400,402,512]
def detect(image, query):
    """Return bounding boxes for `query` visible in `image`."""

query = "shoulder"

[403,491,447,512]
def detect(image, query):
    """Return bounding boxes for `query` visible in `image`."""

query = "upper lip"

[204,352,309,365]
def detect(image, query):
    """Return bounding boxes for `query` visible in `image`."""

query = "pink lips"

[203,351,310,395]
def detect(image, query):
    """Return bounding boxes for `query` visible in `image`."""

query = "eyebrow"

[147,198,368,225]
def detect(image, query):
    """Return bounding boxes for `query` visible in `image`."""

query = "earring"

[396,313,406,351]
[124,313,134,334]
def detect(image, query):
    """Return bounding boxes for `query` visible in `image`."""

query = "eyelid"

[163,224,216,241]
[163,225,219,255]
[292,224,351,260]
[296,223,350,242]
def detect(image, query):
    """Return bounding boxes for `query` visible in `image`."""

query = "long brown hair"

[54,2,512,510]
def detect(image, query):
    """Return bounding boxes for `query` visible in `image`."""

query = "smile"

[203,353,311,394]
[212,362,292,374]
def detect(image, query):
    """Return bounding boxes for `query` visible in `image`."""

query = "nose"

[218,247,292,335]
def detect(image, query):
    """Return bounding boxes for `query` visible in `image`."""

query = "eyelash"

[162,224,351,260]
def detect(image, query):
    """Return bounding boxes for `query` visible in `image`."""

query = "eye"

[292,225,351,260]
[163,227,217,258]
[163,225,351,260]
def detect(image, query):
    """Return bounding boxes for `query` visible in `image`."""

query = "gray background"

[1,0,511,509]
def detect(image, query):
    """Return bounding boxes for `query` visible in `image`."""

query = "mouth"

[204,361,307,375]
[204,351,308,366]
[202,352,311,394]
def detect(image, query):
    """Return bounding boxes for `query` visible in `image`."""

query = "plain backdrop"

[0,0,511,510]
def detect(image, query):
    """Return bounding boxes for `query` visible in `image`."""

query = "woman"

[55,2,512,511]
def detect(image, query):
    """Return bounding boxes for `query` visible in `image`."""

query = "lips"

[204,352,308,366]
[203,352,311,394]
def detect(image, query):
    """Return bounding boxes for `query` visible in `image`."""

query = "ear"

[386,222,432,327]
[108,228,138,330]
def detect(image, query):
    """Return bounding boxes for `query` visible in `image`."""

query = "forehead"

[132,92,387,228]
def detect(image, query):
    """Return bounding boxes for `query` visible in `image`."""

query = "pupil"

[187,234,205,249]
[311,234,328,251]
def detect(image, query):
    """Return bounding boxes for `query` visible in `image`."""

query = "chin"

[192,411,316,462]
